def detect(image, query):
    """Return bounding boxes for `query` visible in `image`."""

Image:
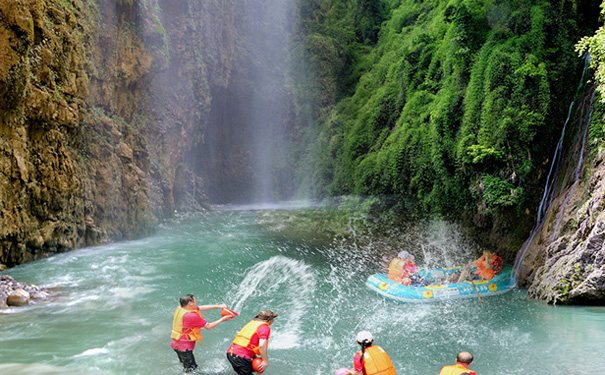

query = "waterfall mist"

[198,0,301,205]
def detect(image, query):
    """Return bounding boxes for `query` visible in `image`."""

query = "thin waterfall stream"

[514,56,595,275]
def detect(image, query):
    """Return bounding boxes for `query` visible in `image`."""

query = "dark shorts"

[174,349,198,373]
[226,352,253,375]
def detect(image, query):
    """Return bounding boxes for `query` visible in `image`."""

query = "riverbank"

[0,274,50,309]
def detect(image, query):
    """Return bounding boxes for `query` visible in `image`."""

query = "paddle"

[470,280,483,303]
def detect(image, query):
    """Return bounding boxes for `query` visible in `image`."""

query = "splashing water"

[2,210,605,375]
[228,256,316,349]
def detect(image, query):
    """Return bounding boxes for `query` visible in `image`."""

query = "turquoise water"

[1,209,605,375]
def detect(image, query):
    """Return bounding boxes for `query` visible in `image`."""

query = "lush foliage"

[576,2,605,103]
[296,0,599,228]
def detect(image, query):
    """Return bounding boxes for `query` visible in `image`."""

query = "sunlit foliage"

[296,0,598,226]
[576,2,605,103]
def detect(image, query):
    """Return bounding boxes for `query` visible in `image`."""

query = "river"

[1,209,604,375]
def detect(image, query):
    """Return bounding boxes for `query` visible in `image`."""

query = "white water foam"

[75,347,111,357]
[0,363,110,375]
[228,255,316,349]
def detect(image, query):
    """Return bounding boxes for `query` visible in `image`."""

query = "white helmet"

[398,251,413,260]
[356,331,373,344]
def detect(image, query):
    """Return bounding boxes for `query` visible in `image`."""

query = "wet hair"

[255,310,279,321]
[358,338,373,367]
[457,351,473,364]
[180,294,195,307]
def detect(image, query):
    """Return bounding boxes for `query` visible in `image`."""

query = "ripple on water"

[0,363,111,375]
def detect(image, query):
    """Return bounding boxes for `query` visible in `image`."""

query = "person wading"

[438,351,476,375]
[227,310,278,375]
[171,294,234,373]
[345,331,397,375]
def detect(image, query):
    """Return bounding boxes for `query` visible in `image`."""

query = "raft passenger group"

[171,250,498,375]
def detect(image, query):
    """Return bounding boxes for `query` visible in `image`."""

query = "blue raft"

[366,265,516,303]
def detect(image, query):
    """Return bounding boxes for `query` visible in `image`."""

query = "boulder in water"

[0,274,50,308]
[7,288,30,306]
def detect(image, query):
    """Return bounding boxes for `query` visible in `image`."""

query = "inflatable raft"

[366,265,516,303]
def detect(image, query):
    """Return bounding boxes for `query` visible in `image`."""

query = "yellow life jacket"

[356,346,397,375]
[232,320,270,356]
[171,306,206,346]
[388,258,407,283]
[438,364,476,375]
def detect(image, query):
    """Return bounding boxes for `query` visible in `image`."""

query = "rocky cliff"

[517,84,605,304]
[0,0,247,267]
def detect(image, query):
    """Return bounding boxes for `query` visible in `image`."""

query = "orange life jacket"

[356,346,397,375]
[388,258,410,284]
[438,364,476,375]
[473,254,503,280]
[232,320,270,356]
[171,306,206,346]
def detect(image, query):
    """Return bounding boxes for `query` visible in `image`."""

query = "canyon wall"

[0,0,246,266]
[517,85,605,304]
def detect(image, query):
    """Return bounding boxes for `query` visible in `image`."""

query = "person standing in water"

[227,310,278,375]
[345,331,396,375]
[438,351,476,375]
[171,294,234,373]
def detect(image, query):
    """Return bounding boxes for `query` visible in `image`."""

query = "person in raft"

[345,331,397,375]
[438,351,476,375]
[227,310,278,375]
[451,250,503,283]
[387,251,418,285]
[170,294,234,373]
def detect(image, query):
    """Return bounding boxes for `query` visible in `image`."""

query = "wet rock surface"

[1,1,246,267]
[0,274,50,309]
[520,131,605,305]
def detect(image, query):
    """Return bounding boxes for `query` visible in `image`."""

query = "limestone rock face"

[0,0,243,266]
[518,91,605,304]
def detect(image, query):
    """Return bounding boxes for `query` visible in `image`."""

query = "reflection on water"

[1,210,605,375]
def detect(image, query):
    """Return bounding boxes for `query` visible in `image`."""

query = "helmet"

[397,251,413,260]
[356,331,373,344]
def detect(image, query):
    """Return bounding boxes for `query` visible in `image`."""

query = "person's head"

[255,310,278,324]
[397,251,415,263]
[356,331,373,347]
[456,351,473,366]
[179,294,196,308]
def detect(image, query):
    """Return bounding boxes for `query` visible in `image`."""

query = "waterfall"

[199,0,300,204]
[513,55,594,277]
[535,100,573,225]
[535,56,592,225]
[247,1,296,203]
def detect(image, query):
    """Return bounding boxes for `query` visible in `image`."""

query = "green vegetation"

[578,1,605,152]
[577,2,605,103]
[255,195,411,244]
[295,0,599,232]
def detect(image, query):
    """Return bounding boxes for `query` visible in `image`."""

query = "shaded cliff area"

[0,0,256,267]
[515,12,605,303]
[516,85,605,305]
